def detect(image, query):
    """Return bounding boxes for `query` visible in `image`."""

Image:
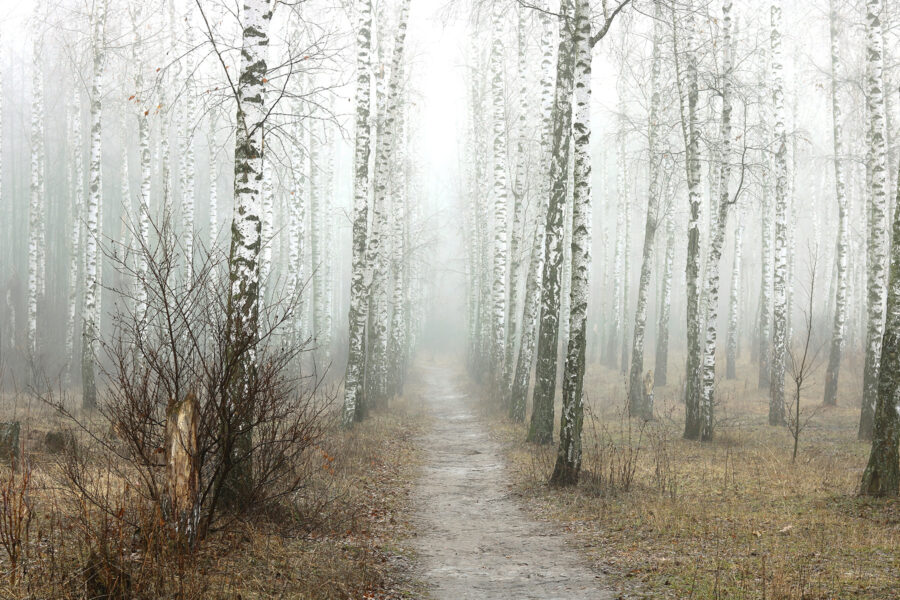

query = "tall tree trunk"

[859,0,889,440]
[528,0,575,445]
[510,0,554,423]
[551,0,591,486]
[181,11,196,281]
[28,22,44,356]
[672,0,703,440]
[489,0,509,394]
[726,215,744,380]
[82,0,107,410]
[503,3,530,406]
[823,0,849,407]
[222,0,273,501]
[208,114,219,245]
[343,0,373,427]
[66,87,84,383]
[654,202,675,387]
[388,108,407,397]
[365,0,411,410]
[769,0,789,427]
[698,0,735,441]
[859,151,900,496]
[627,0,663,420]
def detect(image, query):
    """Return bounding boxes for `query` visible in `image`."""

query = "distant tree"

[627,0,664,420]
[823,0,849,407]
[82,0,108,410]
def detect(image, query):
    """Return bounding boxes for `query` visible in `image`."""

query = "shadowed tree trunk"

[528,0,576,445]
[859,0,889,440]
[551,0,591,486]
[672,0,703,440]
[343,0,373,427]
[510,0,555,423]
[859,145,900,497]
[823,0,849,407]
[221,0,274,502]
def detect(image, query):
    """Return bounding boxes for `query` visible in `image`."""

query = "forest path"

[409,361,611,600]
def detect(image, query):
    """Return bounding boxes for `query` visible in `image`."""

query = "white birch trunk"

[28,23,44,355]
[489,0,509,391]
[859,0,889,440]
[82,0,108,409]
[343,0,373,426]
[769,0,789,426]
[551,0,591,486]
[823,0,849,407]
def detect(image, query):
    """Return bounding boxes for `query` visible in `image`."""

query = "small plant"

[0,456,33,587]
[786,247,824,462]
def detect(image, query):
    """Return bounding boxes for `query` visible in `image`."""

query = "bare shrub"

[0,457,32,587]
[580,399,643,495]
[31,214,331,595]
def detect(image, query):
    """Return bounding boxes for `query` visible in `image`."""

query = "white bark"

[82,0,108,409]
[28,20,44,354]
[489,0,509,390]
[770,0,789,426]
[343,0,373,426]
[860,0,889,439]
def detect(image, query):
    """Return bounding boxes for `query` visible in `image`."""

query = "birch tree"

[698,0,736,441]
[528,0,575,445]
[489,0,509,393]
[65,86,84,380]
[726,215,743,379]
[654,199,675,386]
[627,0,663,420]
[769,0,789,427]
[28,14,45,355]
[343,0,373,426]
[823,0,849,407]
[672,0,704,440]
[859,155,900,496]
[503,3,530,405]
[82,0,107,410]
[859,0,889,440]
[365,0,411,409]
[222,0,274,500]
[510,0,554,423]
[551,0,591,486]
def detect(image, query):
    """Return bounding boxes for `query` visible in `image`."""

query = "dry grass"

[494,354,900,600]
[0,388,429,599]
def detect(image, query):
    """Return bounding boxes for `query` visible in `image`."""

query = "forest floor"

[0,386,430,599]
[408,358,612,599]
[491,357,900,600]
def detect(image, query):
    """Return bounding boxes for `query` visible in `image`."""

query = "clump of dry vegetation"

[0,391,426,599]
[0,222,428,599]
[496,357,899,600]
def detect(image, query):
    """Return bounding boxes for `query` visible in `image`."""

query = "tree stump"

[0,422,20,461]
[165,392,199,542]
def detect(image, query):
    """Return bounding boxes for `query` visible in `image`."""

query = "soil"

[409,363,612,599]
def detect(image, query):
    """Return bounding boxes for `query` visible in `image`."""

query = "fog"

[0,0,898,597]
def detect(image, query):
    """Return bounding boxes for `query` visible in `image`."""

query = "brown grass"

[494,354,900,600]
[0,390,429,599]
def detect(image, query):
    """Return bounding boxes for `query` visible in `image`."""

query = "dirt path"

[409,363,612,600]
